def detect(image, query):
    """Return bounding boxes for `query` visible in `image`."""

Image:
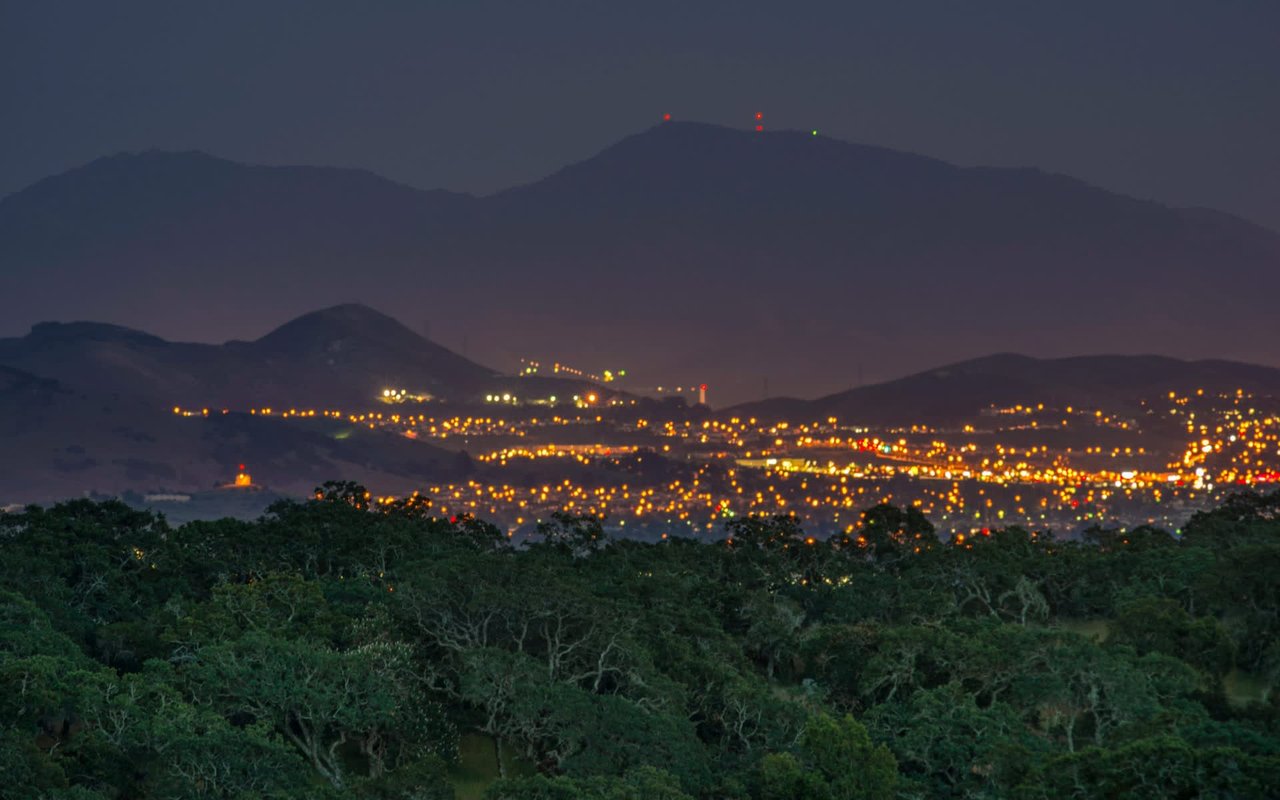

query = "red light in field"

[663,113,671,122]
[700,384,707,391]
[238,464,245,471]
[755,125,763,132]
[755,111,763,120]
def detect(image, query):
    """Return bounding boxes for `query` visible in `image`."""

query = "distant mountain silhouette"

[728,353,1280,426]
[0,304,586,409]
[3,123,1279,403]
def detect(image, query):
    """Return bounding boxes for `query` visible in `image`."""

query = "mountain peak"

[495,118,968,217]
[25,320,167,347]
[603,120,953,170]
[95,148,230,166]
[247,304,500,388]
[48,149,245,186]
[265,302,402,329]
[252,303,424,350]
[0,303,520,410]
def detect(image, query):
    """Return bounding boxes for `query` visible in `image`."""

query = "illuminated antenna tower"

[754,111,763,132]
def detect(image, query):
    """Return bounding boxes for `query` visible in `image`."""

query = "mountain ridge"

[0,303,591,410]
[3,122,1278,403]
[9,127,1279,232]
[727,352,1280,426]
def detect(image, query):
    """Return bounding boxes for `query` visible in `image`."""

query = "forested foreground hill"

[3,486,1279,799]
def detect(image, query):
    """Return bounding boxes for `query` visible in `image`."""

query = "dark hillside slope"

[0,304,586,410]
[729,353,1280,426]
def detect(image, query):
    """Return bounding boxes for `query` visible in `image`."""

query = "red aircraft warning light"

[755,125,764,132]
[662,112,672,122]
[755,111,763,120]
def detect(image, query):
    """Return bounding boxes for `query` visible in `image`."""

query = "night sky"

[3,1,1278,231]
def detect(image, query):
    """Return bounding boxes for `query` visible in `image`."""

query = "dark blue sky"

[3,1,1278,229]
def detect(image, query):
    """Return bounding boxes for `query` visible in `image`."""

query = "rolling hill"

[2,123,1279,403]
[0,304,591,410]
[728,353,1280,426]
[0,304,614,504]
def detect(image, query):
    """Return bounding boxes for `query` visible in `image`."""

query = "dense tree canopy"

[2,486,1278,798]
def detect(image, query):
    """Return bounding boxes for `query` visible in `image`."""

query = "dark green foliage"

[756,714,897,800]
[2,485,1278,798]
[1109,596,1235,680]
[1020,735,1280,799]
[855,503,936,565]
[484,766,693,799]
